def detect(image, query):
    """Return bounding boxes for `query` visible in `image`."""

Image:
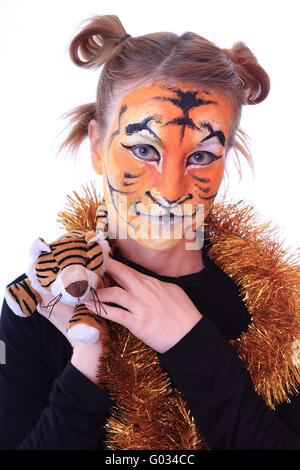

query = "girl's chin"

[108,215,200,251]
[133,236,182,251]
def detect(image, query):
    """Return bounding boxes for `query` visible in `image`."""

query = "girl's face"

[92,82,233,250]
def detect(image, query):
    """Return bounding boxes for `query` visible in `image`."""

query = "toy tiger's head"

[91,82,233,251]
[26,229,110,306]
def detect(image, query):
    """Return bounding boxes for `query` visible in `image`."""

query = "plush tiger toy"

[5,229,112,344]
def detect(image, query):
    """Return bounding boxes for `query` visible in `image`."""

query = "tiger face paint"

[99,82,233,250]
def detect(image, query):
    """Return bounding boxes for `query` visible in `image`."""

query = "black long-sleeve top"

[0,249,300,450]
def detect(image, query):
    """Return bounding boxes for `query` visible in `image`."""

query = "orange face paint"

[101,82,233,250]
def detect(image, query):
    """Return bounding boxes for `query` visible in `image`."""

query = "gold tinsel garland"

[205,204,300,408]
[58,184,300,450]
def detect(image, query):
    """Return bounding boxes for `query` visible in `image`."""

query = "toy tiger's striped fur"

[35,230,107,289]
[5,229,112,344]
[6,278,42,318]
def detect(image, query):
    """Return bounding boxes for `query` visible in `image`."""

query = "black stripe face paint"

[150,87,217,141]
[109,105,128,148]
[125,115,162,143]
[199,121,226,147]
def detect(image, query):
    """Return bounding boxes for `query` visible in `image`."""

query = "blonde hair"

[60,14,270,174]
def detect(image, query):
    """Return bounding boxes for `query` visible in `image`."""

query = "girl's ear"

[88,119,103,175]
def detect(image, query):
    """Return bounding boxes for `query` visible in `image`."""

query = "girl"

[0,14,299,450]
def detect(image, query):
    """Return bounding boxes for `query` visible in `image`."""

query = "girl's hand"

[37,292,75,344]
[86,258,202,354]
[37,292,109,384]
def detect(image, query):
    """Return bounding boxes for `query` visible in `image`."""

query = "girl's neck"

[114,237,204,277]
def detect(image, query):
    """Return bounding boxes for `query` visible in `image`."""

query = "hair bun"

[69,15,127,69]
[224,42,270,105]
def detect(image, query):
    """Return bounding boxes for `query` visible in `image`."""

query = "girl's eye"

[186,151,220,167]
[121,144,160,162]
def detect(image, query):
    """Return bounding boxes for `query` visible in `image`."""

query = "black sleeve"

[0,296,109,450]
[158,316,300,450]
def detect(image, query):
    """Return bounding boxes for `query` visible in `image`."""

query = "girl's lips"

[133,211,196,229]
[134,202,198,219]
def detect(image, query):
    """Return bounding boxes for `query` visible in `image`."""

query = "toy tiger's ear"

[85,231,110,275]
[29,237,51,260]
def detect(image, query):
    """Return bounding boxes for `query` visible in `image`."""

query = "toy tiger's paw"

[67,304,102,344]
[67,323,100,344]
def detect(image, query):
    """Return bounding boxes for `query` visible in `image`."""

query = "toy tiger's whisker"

[90,287,108,317]
[41,293,63,319]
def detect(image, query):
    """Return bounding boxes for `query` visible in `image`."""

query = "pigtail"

[59,15,130,156]
[223,42,270,105]
[69,15,128,69]
[58,103,96,157]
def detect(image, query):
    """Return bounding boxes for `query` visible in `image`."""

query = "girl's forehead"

[111,82,233,133]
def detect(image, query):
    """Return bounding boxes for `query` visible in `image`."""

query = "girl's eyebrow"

[114,111,226,154]
[125,115,162,144]
[124,117,225,148]
[123,132,164,148]
[198,121,226,147]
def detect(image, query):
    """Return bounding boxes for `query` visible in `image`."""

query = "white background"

[0,0,299,291]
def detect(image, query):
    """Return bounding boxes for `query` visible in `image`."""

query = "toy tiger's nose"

[65,280,89,298]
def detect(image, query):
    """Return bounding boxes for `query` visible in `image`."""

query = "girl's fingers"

[88,285,137,312]
[87,301,132,328]
[105,258,143,292]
